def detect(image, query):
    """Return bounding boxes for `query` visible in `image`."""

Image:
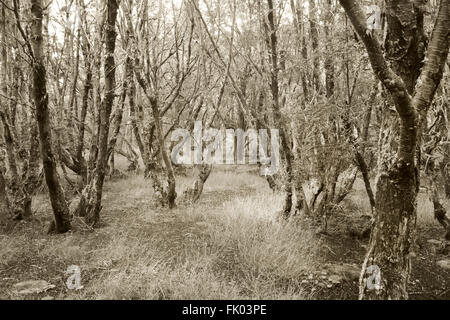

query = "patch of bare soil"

[410,225,450,299]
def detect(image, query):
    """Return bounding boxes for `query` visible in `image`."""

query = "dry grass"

[1,157,447,300]
[0,161,321,300]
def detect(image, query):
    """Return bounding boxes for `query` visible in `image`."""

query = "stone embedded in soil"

[328,274,342,284]
[324,263,361,281]
[427,239,443,246]
[41,296,55,300]
[436,259,450,270]
[13,280,55,295]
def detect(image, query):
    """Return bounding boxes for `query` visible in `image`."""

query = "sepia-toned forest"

[0,0,449,300]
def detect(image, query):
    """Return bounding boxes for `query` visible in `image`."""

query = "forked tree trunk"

[384,0,426,94]
[150,99,177,209]
[30,0,71,233]
[122,2,152,176]
[83,0,119,225]
[339,0,449,299]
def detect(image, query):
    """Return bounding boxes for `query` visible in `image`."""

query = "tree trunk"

[30,0,71,233]
[84,0,119,225]
[339,0,449,299]
[308,0,320,93]
[324,0,335,98]
[150,99,177,209]
[384,0,426,94]
[22,120,41,217]
[74,5,92,185]
[265,0,293,217]
[290,0,309,100]
[184,164,212,204]
[0,148,11,221]
[430,178,450,240]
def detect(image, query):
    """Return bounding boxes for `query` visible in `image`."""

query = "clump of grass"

[195,190,322,282]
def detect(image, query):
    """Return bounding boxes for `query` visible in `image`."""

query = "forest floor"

[1,158,449,300]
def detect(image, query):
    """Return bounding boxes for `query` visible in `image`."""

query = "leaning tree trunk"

[30,0,71,233]
[184,164,212,204]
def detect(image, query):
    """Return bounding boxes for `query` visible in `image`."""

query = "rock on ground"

[13,280,55,295]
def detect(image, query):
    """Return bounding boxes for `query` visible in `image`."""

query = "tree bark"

[150,99,177,209]
[430,178,450,240]
[308,0,320,93]
[83,0,119,225]
[384,0,426,94]
[0,148,11,220]
[324,0,335,98]
[339,0,449,299]
[266,0,294,217]
[30,0,71,233]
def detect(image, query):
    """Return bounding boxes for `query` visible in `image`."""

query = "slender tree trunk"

[106,58,129,176]
[308,0,320,93]
[73,0,92,186]
[0,148,10,220]
[1,29,28,218]
[265,0,293,217]
[324,0,334,98]
[122,2,152,175]
[21,119,41,217]
[430,177,450,240]
[290,0,309,100]
[30,0,71,233]
[84,0,119,225]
